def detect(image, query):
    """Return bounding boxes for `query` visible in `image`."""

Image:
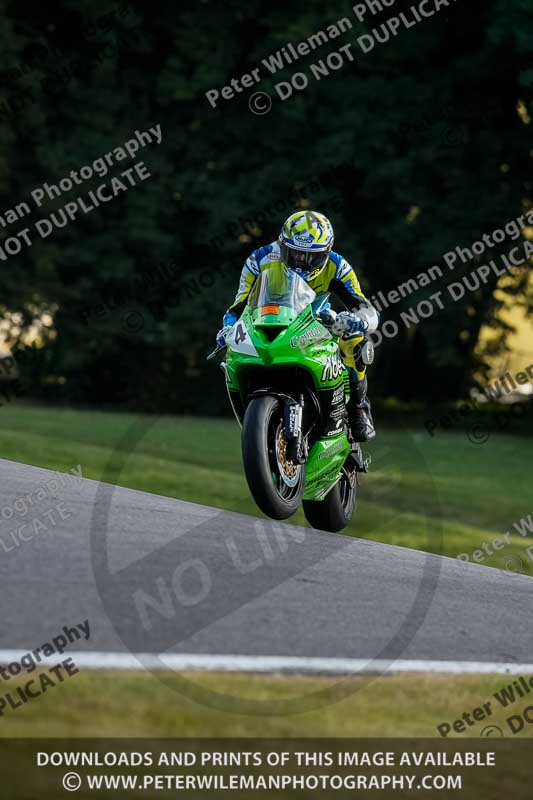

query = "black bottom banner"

[0,738,531,798]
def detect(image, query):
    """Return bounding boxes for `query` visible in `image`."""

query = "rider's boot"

[347,375,376,442]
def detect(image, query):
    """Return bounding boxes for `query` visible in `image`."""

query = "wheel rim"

[268,417,302,501]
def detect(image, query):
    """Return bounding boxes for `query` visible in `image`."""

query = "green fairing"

[225,280,351,502]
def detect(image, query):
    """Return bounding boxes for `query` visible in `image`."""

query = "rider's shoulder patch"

[329,251,345,270]
[332,253,353,281]
[257,241,281,265]
[244,253,261,276]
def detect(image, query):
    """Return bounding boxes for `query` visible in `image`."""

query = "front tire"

[242,396,305,520]
[302,470,356,532]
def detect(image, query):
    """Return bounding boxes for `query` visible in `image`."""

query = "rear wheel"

[242,396,305,520]
[302,469,356,532]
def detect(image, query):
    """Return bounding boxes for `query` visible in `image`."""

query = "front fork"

[284,394,308,465]
[283,393,371,478]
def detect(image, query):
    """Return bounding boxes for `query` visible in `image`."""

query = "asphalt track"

[1,458,531,673]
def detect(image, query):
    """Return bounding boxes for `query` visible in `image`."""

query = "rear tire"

[242,396,305,520]
[302,470,356,532]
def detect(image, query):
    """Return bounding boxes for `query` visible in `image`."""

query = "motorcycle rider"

[216,211,379,441]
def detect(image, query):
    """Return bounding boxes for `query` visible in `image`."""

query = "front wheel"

[242,396,305,520]
[302,469,356,533]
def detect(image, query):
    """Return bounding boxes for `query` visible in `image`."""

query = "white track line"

[0,651,532,676]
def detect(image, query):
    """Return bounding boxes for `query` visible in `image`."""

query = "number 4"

[235,324,247,345]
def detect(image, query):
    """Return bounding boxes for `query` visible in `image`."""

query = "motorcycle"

[208,266,370,532]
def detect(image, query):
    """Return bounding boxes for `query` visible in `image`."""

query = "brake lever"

[206,345,226,361]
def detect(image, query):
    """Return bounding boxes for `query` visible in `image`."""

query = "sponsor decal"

[287,404,302,437]
[332,386,345,404]
[294,233,313,245]
[326,419,344,436]
[321,353,344,382]
[290,325,327,349]
[318,439,344,459]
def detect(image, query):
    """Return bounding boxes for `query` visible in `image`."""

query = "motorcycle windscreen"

[248,266,316,325]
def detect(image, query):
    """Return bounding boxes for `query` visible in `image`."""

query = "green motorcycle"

[208,266,370,533]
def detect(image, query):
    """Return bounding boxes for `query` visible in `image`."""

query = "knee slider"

[360,338,375,365]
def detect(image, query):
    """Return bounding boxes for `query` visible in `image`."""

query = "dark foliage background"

[0,0,531,413]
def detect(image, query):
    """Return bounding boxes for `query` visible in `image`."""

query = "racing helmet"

[279,211,334,278]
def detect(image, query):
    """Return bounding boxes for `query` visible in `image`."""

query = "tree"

[0,0,531,411]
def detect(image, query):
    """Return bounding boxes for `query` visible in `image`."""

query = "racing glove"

[318,309,338,328]
[331,311,368,337]
[216,325,233,348]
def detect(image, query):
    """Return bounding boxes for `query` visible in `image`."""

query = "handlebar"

[206,345,226,361]
[318,309,337,328]
[207,309,363,360]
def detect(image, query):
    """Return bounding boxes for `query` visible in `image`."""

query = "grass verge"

[1,669,531,738]
[0,403,531,573]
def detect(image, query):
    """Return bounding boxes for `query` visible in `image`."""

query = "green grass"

[2,672,530,799]
[2,669,532,738]
[0,403,531,573]
[0,404,530,744]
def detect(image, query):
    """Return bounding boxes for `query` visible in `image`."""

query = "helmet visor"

[280,243,330,273]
